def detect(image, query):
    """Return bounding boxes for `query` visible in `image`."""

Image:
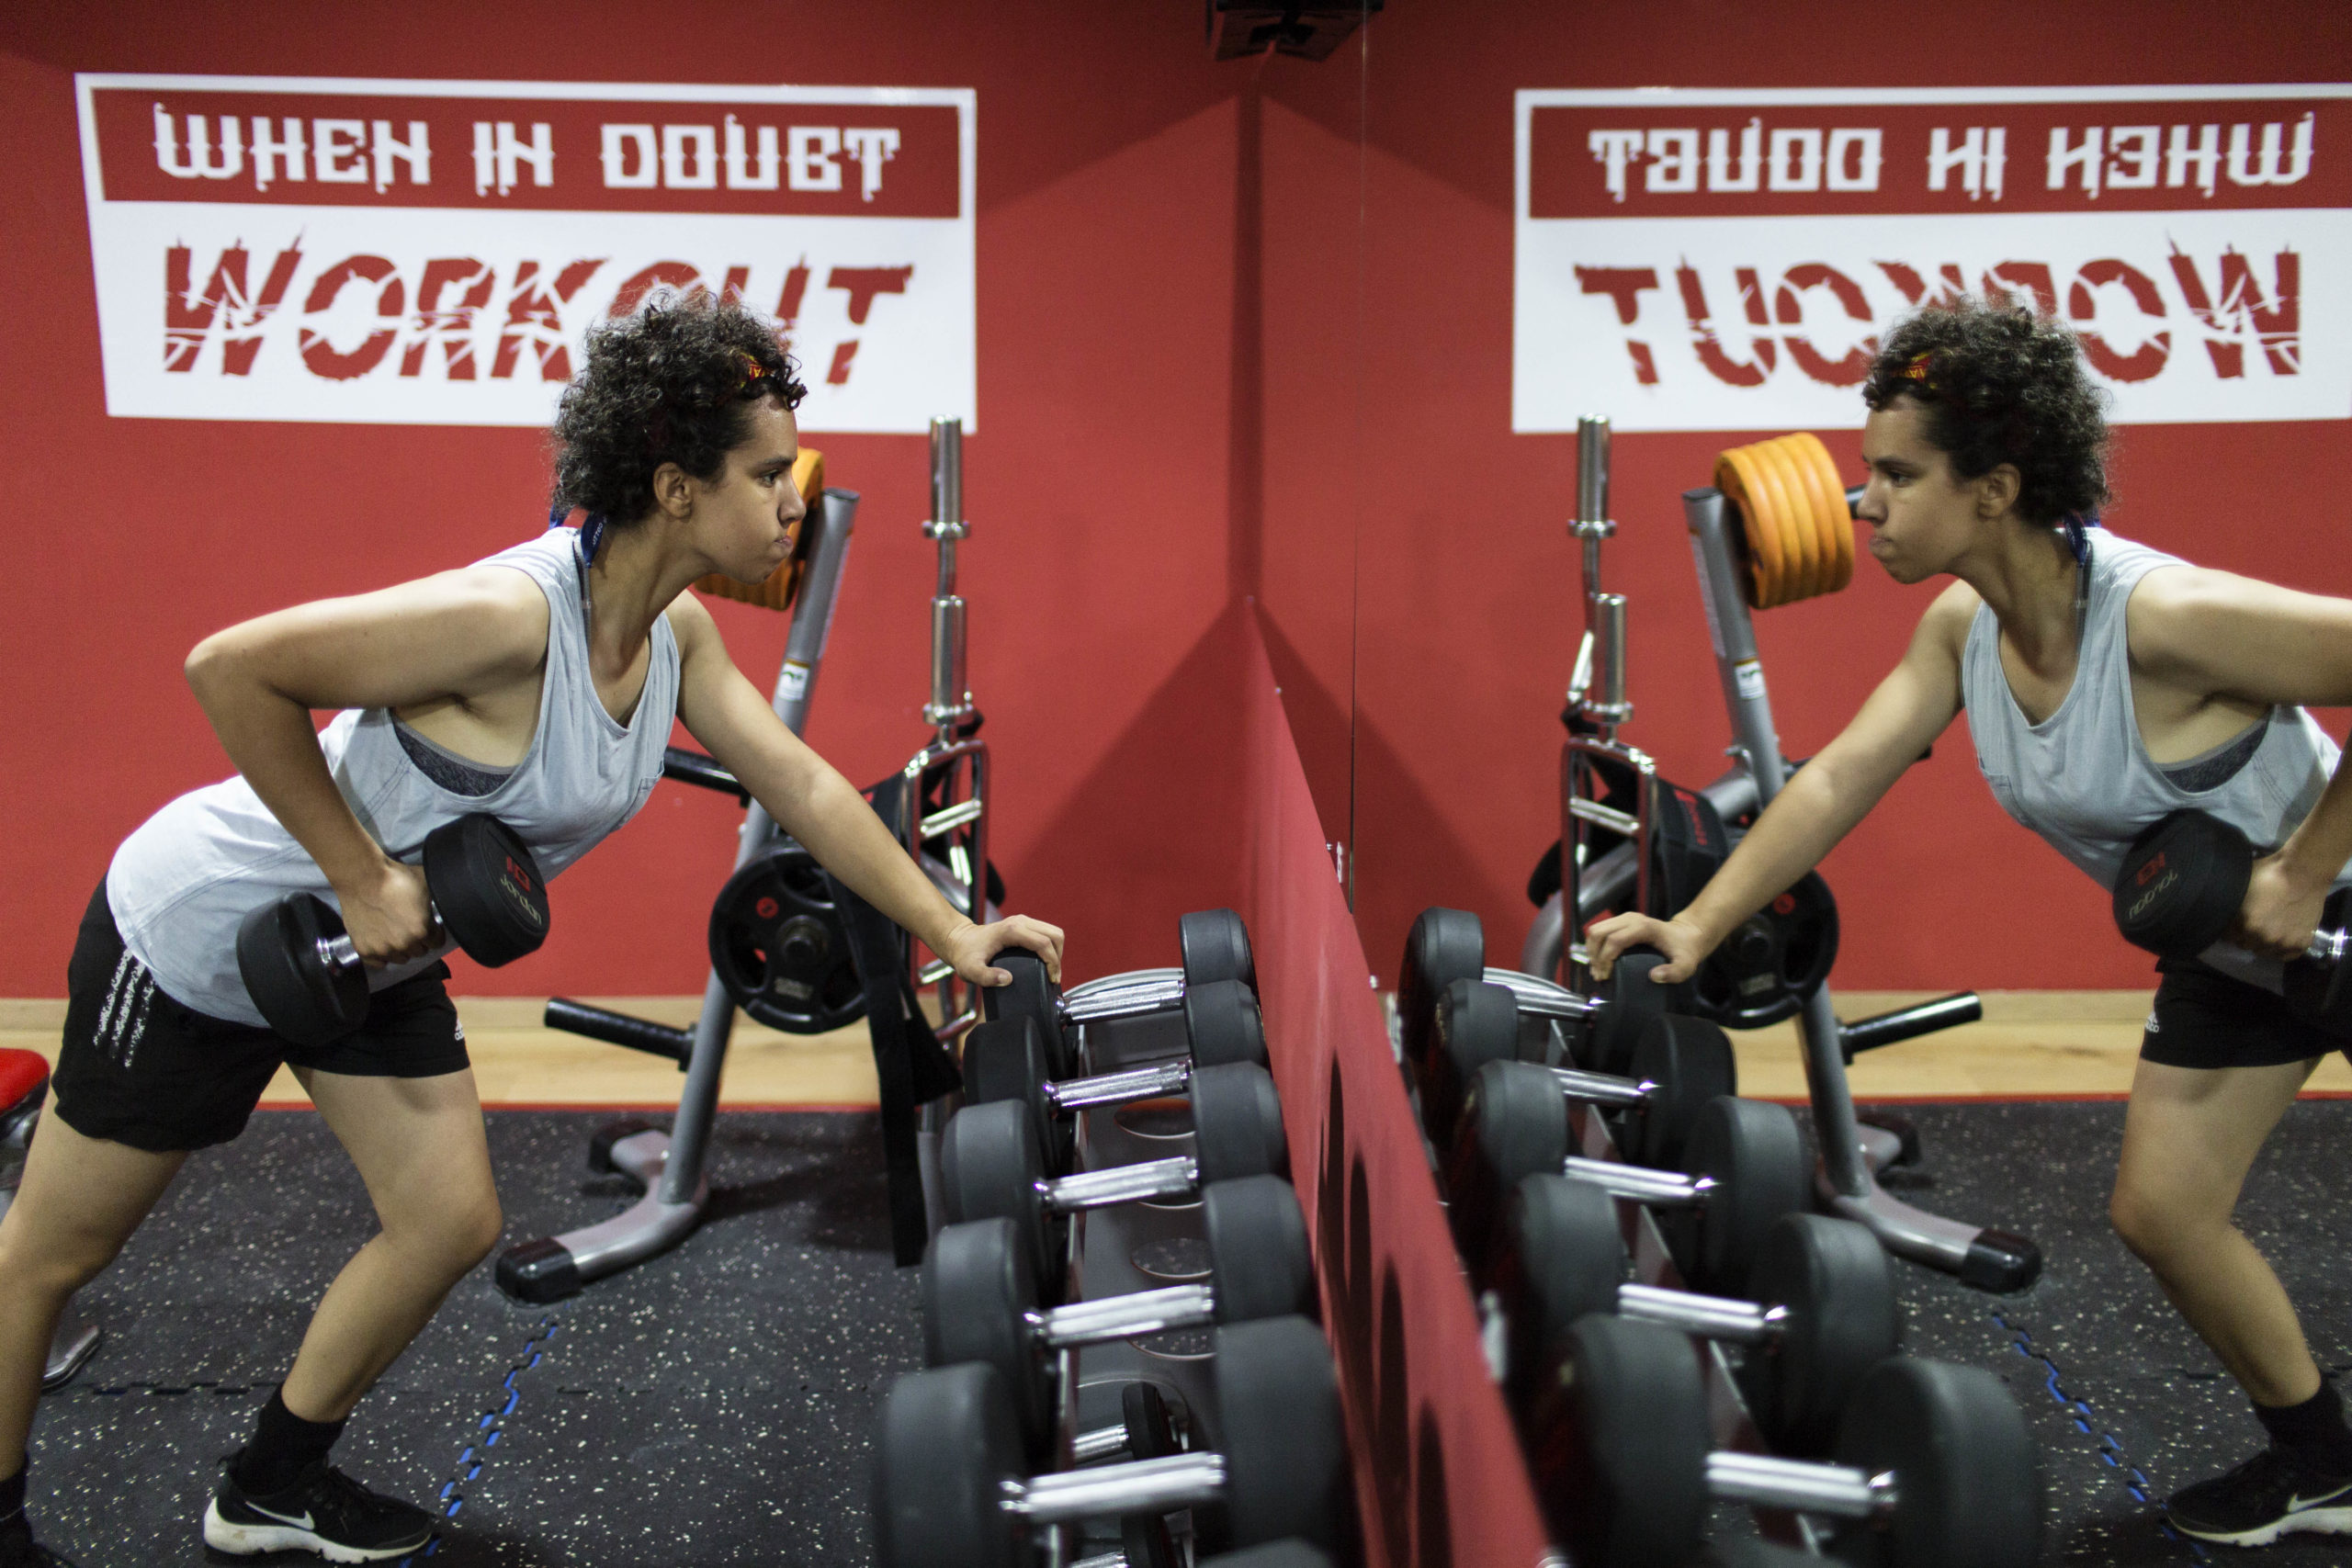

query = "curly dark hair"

[550,291,808,527]
[1860,297,2110,526]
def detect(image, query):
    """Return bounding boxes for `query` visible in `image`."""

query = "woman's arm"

[1587,581,1975,982]
[668,593,1065,985]
[2130,567,2352,955]
[184,568,551,964]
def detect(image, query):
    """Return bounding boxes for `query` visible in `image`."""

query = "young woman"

[0,293,1063,1567]
[1589,297,2352,1549]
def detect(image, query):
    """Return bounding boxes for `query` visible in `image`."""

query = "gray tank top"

[107,528,681,1026]
[1961,526,2349,992]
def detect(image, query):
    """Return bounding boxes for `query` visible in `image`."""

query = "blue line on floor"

[398,1315,562,1565]
[1996,1311,2211,1563]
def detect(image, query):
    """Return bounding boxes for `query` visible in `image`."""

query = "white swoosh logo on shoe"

[247,1502,316,1529]
[2288,1483,2352,1512]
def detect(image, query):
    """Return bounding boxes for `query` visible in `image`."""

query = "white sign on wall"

[1514,85,2352,432]
[74,74,977,432]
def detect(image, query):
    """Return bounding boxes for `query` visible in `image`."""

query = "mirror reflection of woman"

[1591,297,2352,1549]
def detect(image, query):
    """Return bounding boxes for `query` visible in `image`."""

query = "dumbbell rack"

[1557,1098,1831,1553]
[1035,987,1234,1566]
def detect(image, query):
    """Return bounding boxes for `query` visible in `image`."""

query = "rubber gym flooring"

[27,1110,918,1567]
[25,1098,2352,1565]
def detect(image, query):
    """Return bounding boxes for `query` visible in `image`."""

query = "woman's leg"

[275,1066,503,1422]
[2109,1055,2320,1404]
[0,1100,187,1473]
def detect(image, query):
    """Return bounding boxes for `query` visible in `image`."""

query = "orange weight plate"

[695,447,828,612]
[1724,441,1800,607]
[1714,446,1783,608]
[1779,432,1853,593]
[1750,437,1820,602]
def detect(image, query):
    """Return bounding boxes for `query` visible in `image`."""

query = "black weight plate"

[1427,979,1521,1142]
[1192,1063,1288,1184]
[1826,1359,2041,1568]
[1623,1014,1738,1168]
[237,895,369,1047]
[1588,950,1668,1075]
[1525,1314,1708,1568]
[2114,808,2252,958]
[1690,871,1840,1030]
[984,949,1069,1078]
[1494,1175,1624,1415]
[871,1362,1023,1568]
[939,1099,1060,1295]
[1739,1214,1898,1457]
[1210,1317,1352,1555]
[1204,1176,1316,1324]
[1399,908,1487,1074]
[707,843,865,1034]
[959,1017,1069,1173]
[1180,908,1257,992]
[1679,1096,1809,1297]
[420,814,549,965]
[1445,1060,1573,1268]
[1185,979,1269,1069]
[922,1217,1053,1458]
[1122,1381,1182,1461]
[1121,1514,1180,1568]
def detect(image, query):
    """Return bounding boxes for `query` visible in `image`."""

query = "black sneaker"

[2167,1443,2352,1546]
[202,1456,434,1563]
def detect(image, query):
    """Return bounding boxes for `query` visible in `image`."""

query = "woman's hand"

[334,858,441,967]
[2234,852,2331,962]
[1584,911,1714,984]
[938,914,1068,988]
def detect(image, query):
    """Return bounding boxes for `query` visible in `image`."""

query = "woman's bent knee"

[386,1196,503,1280]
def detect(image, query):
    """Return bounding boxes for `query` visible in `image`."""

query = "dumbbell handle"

[1486,966,1596,1021]
[1047,1058,1192,1111]
[1706,1450,1894,1520]
[1071,1421,1135,1465]
[1039,1155,1198,1215]
[317,902,446,973]
[1562,1154,1713,1210]
[2311,926,2349,965]
[1061,976,1187,1025]
[1618,1282,1787,1347]
[1032,1283,1218,1350]
[1004,1450,1228,1524]
[1546,1065,1653,1111]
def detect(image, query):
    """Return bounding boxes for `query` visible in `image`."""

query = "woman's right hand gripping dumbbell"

[334,854,440,967]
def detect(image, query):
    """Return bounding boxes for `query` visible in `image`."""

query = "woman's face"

[693,398,808,581]
[1856,395,2004,585]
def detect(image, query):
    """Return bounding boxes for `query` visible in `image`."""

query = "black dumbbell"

[234,814,550,1046]
[1069,1381,1187,1469]
[1400,906,1675,1082]
[941,1068,1288,1289]
[1528,1314,2040,1568]
[986,909,1257,1080]
[1446,1059,1807,1297]
[926,1175,1314,1455]
[2116,808,2352,1022]
[873,1315,1353,1568]
[1490,1174,1896,1454]
[963,1010,1268,1175]
[1428,978,1736,1168]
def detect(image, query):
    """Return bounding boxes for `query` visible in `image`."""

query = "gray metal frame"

[503,484,861,1292]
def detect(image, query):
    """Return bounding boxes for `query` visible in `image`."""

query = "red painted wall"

[1340,3,2352,994]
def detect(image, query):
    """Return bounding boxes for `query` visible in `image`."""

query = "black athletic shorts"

[52,879,470,1153]
[2140,955,2352,1071]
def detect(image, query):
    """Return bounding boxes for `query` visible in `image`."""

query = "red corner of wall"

[1232,606,1555,1568]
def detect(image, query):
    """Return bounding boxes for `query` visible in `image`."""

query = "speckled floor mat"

[1866,1100,2352,1566]
[22,1109,918,1568]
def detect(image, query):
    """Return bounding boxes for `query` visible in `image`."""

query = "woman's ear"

[650,460,694,520]
[1977,462,2022,519]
